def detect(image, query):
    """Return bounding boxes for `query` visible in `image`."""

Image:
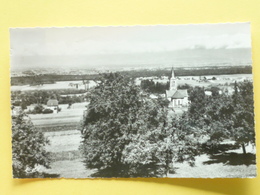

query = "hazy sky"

[10,23,252,71]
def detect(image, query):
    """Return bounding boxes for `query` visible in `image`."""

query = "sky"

[10,23,252,71]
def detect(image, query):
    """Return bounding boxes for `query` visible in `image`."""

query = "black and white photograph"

[10,23,256,178]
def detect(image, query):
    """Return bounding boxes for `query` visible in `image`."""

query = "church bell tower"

[169,68,177,92]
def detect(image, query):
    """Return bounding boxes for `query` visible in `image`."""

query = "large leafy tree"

[81,73,198,177]
[188,86,209,121]
[188,81,255,154]
[207,81,255,154]
[12,111,50,178]
[231,81,255,153]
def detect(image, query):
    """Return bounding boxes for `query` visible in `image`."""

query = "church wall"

[171,97,189,107]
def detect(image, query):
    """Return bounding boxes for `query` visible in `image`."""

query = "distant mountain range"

[11,48,252,75]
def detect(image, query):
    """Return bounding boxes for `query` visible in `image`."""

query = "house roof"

[47,99,59,106]
[166,89,188,99]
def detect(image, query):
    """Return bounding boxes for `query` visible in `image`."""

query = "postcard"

[10,23,256,178]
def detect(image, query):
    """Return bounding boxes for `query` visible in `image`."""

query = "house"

[205,91,212,96]
[149,94,158,99]
[205,89,223,96]
[166,69,189,108]
[46,99,59,113]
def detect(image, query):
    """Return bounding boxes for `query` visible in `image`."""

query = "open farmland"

[29,102,88,127]
[177,74,253,87]
[136,74,253,88]
[11,80,97,91]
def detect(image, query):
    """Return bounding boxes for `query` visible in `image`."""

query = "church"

[166,69,189,108]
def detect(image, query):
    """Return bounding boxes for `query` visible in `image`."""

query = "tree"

[80,73,198,177]
[232,81,255,154]
[178,83,192,90]
[140,79,169,94]
[187,86,209,121]
[12,111,50,178]
[188,81,255,155]
[209,86,221,97]
[206,81,255,154]
[20,101,27,110]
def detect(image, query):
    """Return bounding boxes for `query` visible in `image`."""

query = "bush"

[42,108,53,114]
[33,104,44,114]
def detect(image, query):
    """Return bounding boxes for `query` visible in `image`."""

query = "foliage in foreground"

[12,111,51,178]
[80,73,199,177]
[80,73,255,177]
[188,81,255,154]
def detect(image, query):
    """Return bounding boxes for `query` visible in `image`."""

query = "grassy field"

[170,144,256,178]
[39,158,96,178]
[38,130,95,178]
[44,130,82,153]
[29,102,88,127]
[28,102,90,177]
[38,128,256,178]
[176,74,252,88]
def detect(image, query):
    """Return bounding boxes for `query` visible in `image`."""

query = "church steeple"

[171,67,175,78]
[169,68,177,91]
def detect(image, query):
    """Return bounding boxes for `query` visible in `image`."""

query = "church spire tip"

[171,67,175,78]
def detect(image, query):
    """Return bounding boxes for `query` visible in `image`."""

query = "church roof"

[166,89,188,99]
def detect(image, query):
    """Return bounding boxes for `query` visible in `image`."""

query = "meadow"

[28,102,88,127]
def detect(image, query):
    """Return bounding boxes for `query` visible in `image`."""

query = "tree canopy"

[12,111,50,178]
[80,73,199,177]
[187,81,255,154]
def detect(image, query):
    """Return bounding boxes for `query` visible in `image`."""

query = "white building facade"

[166,69,189,108]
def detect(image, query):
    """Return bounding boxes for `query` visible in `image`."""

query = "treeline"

[141,80,170,93]
[11,74,99,86]
[120,66,252,78]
